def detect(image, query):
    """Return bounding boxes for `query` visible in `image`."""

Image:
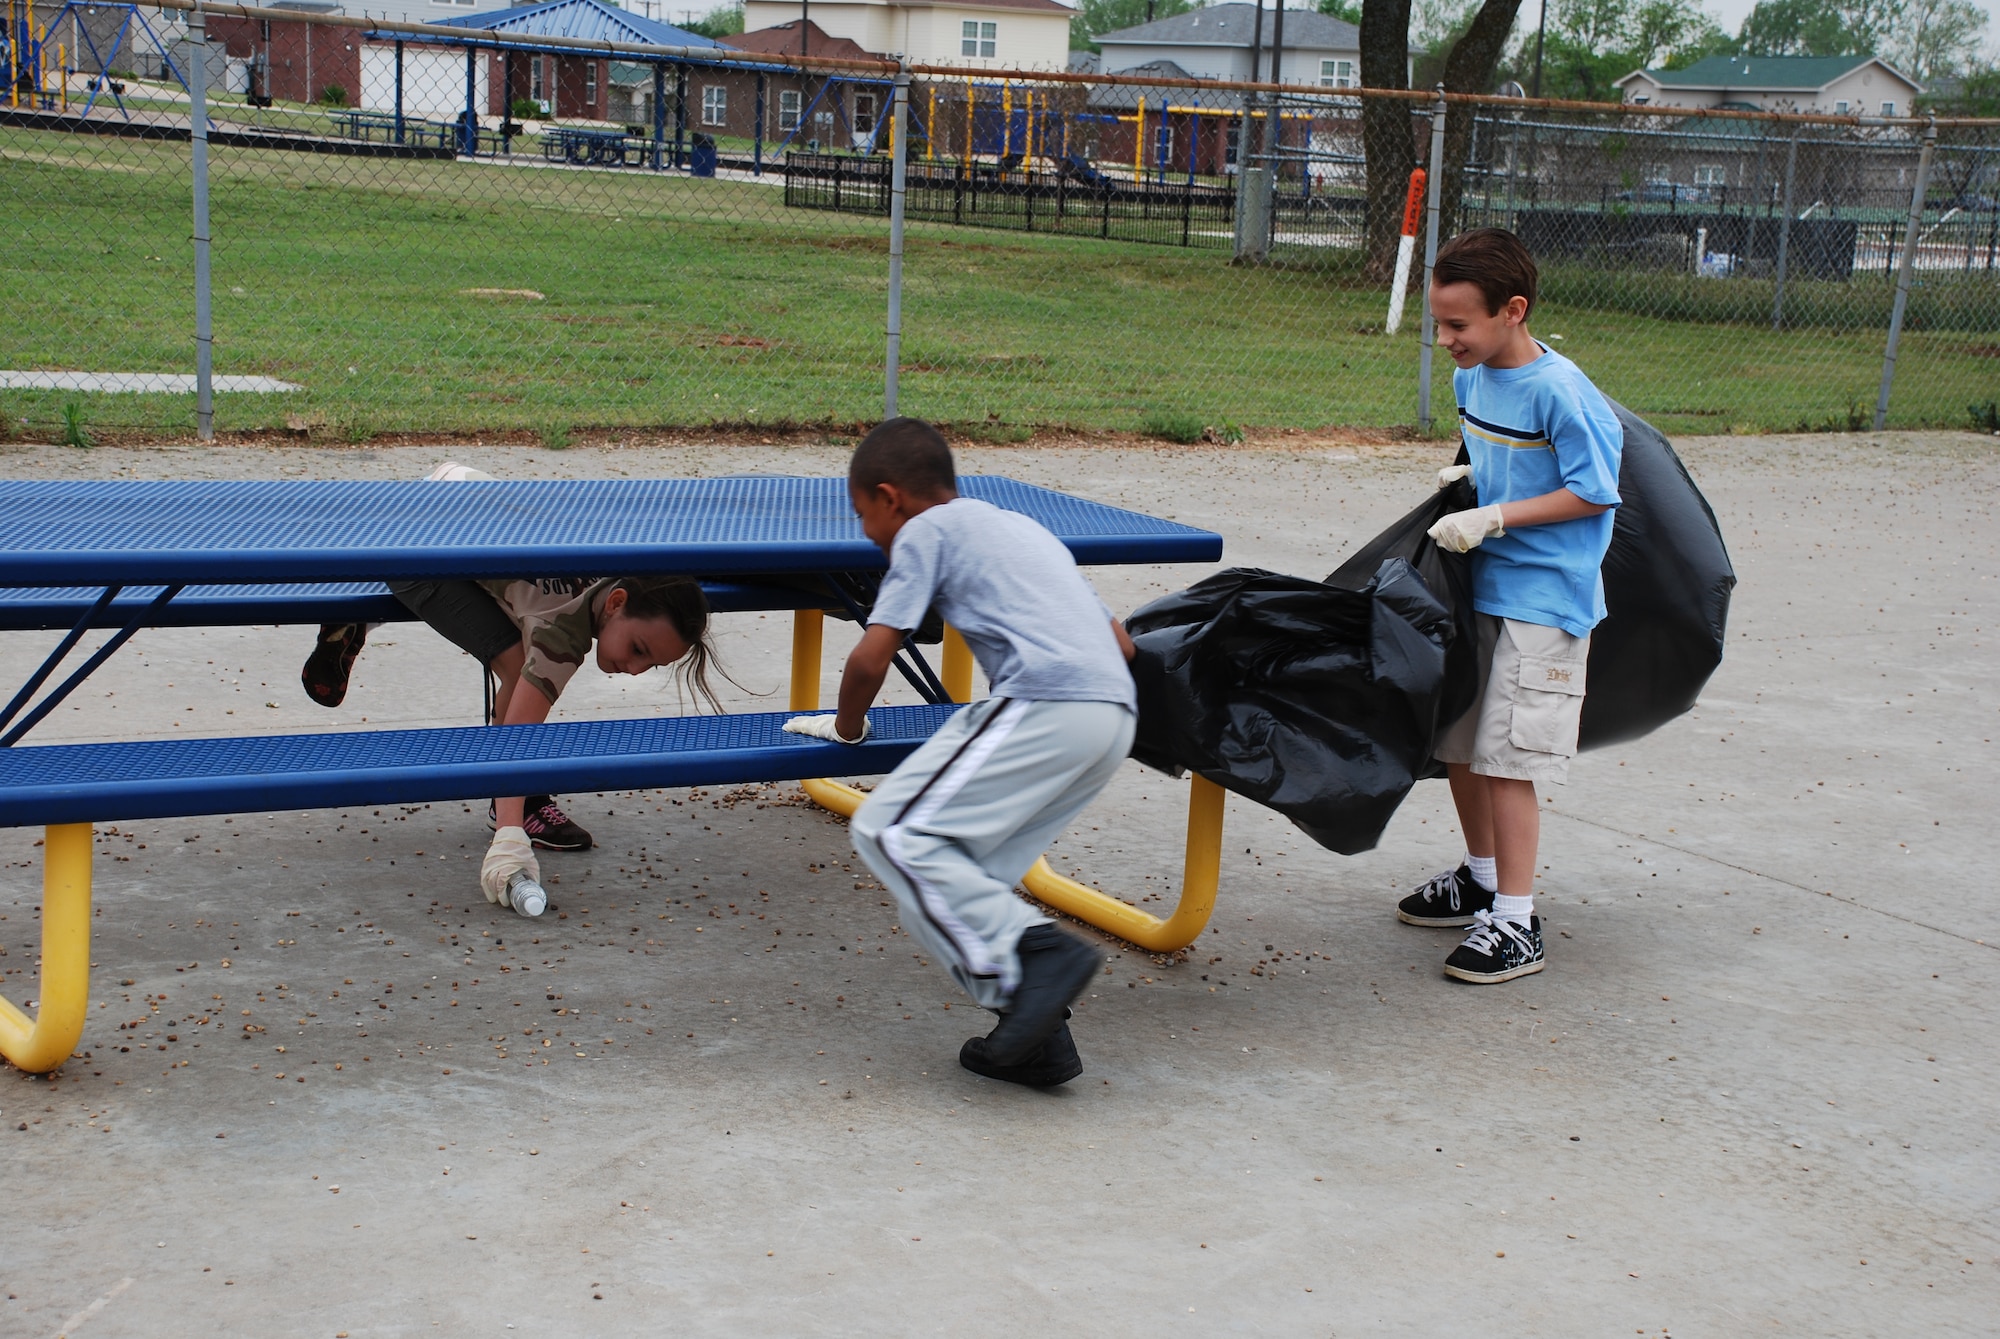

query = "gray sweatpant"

[850,698,1136,1011]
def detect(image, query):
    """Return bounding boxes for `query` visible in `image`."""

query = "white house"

[1092,4,1412,87]
[741,0,1076,70]
[1614,54,1923,118]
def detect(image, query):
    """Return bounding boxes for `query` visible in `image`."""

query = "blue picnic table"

[0,474,1224,1073]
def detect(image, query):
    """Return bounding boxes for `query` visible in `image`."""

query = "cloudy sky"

[1696,0,1997,33]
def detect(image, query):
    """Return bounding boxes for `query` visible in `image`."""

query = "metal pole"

[754,70,765,175]
[651,61,665,170]
[393,39,404,144]
[1416,85,1446,433]
[1771,130,1797,331]
[884,60,909,418]
[189,8,212,440]
[1873,120,1936,432]
[461,45,477,156]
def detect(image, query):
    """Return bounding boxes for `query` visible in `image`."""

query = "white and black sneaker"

[1397,863,1495,927]
[1443,910,1545,983]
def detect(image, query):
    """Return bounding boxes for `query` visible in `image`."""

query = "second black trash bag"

[1126,546,1462,856]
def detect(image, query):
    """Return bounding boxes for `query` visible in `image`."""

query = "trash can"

[690,132,718,178]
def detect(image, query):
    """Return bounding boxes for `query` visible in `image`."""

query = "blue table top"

[0,476,1221,587]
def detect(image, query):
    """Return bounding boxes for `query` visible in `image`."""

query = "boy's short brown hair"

[1433,227,1538,318]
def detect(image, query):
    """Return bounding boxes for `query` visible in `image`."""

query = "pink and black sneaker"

[487,796,594,852]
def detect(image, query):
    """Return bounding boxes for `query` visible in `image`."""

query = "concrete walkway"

[0,431,1992,1336]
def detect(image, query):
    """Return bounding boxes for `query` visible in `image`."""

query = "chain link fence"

[3,0,1996,443]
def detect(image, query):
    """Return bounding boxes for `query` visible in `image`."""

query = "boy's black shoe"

[983,925,1103,1066]
[487,796,594,852]
[960,1020,1083,1088]
[301,623,366,708]
[1397,863,1494,927]
[1443,910,1545,984]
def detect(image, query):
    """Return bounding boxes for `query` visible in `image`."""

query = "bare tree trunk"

[1360,0,1416,281]
[1436,0,1523,242]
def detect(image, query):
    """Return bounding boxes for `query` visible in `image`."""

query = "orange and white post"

[1385,167,1427,335]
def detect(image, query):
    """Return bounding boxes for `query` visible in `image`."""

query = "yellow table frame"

[0,822,91,1074]
[0,613,1226,1074]
[788,610,1224,955]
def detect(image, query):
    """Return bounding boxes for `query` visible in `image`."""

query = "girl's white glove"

[782,714,870,744]
[1428,505,1507,553]
[481,826,540,905]
[1437,464,1473,487]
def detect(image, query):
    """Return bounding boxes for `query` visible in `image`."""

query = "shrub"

[61,400,93,449]
[318,83,348,108]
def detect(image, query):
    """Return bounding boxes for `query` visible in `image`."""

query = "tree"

[1892,0,1989,82]
[1495,0,1730,101]
[1360,0,1524,279]
[1319,0,1365,21]
[681,3,744,39]
[1070,0,1196,52]
[1737,0,1855,56]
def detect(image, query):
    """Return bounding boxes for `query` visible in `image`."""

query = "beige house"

[741,0,1075,70]
[1614,54,1922,118]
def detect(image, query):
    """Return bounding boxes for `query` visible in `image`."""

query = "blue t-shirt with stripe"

[1452,345,1623,638]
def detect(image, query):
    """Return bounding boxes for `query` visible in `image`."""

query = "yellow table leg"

[941,625,974,704]
[790,608,824,712]
[797,616,1223,951]
[1022,774,1224,952]
[0,822,92,1074]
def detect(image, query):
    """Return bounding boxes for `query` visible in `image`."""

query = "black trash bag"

[1125,402,1733,854]
[1578,403,1736,749]
[1126,551,1461,856]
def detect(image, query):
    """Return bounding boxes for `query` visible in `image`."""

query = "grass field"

[2,125,1995,439]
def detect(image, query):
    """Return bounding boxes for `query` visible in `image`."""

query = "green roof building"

[1614,55,1922,118]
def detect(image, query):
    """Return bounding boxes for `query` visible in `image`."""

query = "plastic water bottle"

[505,870,548,918]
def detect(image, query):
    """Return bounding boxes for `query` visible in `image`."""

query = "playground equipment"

[5,0,195,120]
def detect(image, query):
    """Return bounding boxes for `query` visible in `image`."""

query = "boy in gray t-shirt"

[784,418,1135,1088]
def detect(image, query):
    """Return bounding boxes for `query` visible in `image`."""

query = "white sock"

[1492,893,1534,924]
[1465,854,1498,892]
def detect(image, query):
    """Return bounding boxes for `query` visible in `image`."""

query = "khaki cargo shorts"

[1433,614,1590,785]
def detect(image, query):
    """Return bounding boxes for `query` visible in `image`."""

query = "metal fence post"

[1416,85,1447,433]
[884,60,910,419]
[1874,119,1937,432]
[462,47,478,157]
[393,40,405,145]
[1771,129,1798,331]
[188,8,213,441]
[651,63,666,171]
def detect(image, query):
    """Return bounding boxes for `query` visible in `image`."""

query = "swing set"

[4,0,196,121]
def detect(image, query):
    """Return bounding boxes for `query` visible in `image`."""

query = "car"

[1614,181,1718,206]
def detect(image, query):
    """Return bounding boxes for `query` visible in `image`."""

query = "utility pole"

[1530,0,1546,98]
[801,0,809,58]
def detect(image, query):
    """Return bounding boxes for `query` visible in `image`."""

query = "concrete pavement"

[0,430,1993,1336]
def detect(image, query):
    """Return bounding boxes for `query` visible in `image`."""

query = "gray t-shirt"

[869,497,1136,712]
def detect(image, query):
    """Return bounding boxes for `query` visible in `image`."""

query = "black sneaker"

[960,1019,1084,1088]
[301,623,366,708]
[1443,911,1545,984]
[488,796,594,852]
[1397,863,1495,927]
[983,925,1103,1066]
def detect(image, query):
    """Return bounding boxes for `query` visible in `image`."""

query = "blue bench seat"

[0,702,960,829]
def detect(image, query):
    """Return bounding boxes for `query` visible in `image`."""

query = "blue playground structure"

[3,0,195,120]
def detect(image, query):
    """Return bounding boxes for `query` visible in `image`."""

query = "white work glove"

[1428,505,1507,553]
[480,826,540,905]
[1437,464,1473,487]
[782,714,871,745]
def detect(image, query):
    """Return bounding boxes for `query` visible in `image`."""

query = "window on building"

[703,85,727,126]
[1631,94,1650,104]
[779,88,802,132]
[1881,100,1894,116]
[585,61,598,105]
[530,56,546,102]
[1318,59,1355,88]
[853,92,878,135]
[1693,164,1725,187]
[961,20,996,58]
[1835,99,1849,114]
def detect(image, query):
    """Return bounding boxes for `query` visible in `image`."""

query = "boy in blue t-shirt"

[1394,228,1623,984]
[784,418,1138,1086]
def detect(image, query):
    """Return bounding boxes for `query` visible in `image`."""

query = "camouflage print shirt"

[477,577,611,704]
